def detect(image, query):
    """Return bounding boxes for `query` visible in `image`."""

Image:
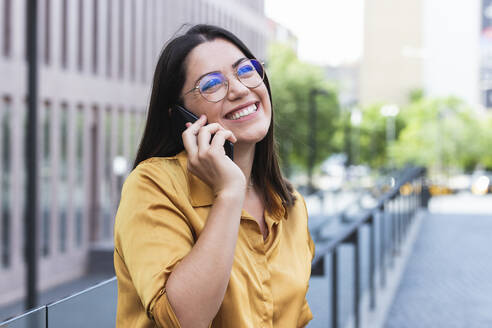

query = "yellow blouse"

[114,151,315,327]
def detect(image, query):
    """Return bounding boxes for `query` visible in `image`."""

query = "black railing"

[1,168,426,328]
[310,166,426,328]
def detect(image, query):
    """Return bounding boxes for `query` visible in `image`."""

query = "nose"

[226,75,249,101]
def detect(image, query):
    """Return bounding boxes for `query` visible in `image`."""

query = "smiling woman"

[113,24,315,328]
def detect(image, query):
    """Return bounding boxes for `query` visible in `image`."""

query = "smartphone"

[171,104,234,160]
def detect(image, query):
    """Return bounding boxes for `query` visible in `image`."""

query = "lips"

[225,102,259,120]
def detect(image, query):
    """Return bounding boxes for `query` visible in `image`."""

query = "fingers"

[182,115,235,158]
[197,123,225,150]
[210,130,236,150]
[182,115,206,156]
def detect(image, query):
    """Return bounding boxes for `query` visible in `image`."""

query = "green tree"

[391,96,488,172]
[335,103,405,169]
[268,43,339,176]
[478,116,492,170]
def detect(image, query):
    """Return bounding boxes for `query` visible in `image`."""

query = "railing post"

[349,231,360,328]
[331,249,338,328]
[379,203,386,287]
[369,214,376,310]
[398,194,403,250]
[399,193,404,245]
[396,195,401,253]
[407,192,411,231]
[389,198,395,268]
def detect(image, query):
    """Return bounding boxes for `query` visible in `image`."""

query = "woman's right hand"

[182,115,246,196]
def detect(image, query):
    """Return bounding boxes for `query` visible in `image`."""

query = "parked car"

[470,171,491,195]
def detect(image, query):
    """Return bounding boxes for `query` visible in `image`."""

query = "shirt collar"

[175,151,288,221]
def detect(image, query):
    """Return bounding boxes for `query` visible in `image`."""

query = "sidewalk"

[384,195,492,328]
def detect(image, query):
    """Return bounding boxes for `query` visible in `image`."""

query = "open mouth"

[225,102,259,120]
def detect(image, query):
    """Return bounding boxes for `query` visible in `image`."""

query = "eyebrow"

[193,57,248,86]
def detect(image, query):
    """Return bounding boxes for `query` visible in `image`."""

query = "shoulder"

[124,155,188,195]
[283,187,308,222]
[115,155,191,240]
[289,187,306,212]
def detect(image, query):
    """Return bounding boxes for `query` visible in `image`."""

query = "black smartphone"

[171,104,234,160]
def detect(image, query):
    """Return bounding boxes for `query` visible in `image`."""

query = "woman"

[114,24,315,328]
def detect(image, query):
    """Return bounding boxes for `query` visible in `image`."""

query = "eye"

[237,63,255,77]
[199,74,224,93]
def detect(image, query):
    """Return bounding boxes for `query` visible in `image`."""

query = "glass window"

[129,111,137,163]
[77,0,84,71]
[104,108,112,179]
[130,0,136,81]
[75,107,84,247]
[115,110,125,221]
[141,0,147,83]
[102,108,113,239]
[118,0,124,79]
[20,103,27,261]
[61,0,68,68]
[138,112,146,149]
[117,110,124,157]
[44,0,51,65]
[106,0,112,77]
[59,105,69,252]
[1,100,11,267]
[41,103,51,256]
[151,0,156,64]
[3,0,12,57]
[92,0,99,74]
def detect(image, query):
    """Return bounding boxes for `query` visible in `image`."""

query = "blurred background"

[0,0,491,327]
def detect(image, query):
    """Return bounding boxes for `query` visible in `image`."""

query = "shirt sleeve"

[300,194,315,261]
[298,193,315,327]
[114,162,194,327]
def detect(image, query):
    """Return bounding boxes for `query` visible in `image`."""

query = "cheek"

[260,91,272,120]
[184,97,219,119]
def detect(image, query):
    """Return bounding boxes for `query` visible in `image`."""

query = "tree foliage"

[267,43,492,175]
[268,43,340,176]
[391,96,492,172]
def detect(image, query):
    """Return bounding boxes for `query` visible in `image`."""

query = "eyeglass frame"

[182,58,265,103]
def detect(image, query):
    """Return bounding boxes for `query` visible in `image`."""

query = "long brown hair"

[134,24,296,212]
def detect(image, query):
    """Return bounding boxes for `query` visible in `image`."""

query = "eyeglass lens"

[198,59,264,102]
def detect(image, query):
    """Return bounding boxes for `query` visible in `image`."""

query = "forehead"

[185,39,246,78]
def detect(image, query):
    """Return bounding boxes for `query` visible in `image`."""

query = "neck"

[232,142,256,186]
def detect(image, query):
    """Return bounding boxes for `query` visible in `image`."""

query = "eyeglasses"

[183,58,265,103]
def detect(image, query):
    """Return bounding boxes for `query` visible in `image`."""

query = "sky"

[264,0,364,66]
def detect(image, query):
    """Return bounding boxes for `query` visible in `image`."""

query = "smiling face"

[181,38,272,147]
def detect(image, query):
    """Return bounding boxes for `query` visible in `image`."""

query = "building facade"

[360,0,486,109]
[360,0,424,106]
[0,0,268,306]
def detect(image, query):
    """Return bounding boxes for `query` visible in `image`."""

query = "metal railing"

[309,166,426,328]
[0,277,117,328]
[1,167,426,328]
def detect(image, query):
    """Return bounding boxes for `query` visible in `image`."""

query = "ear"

[168,108,172,115]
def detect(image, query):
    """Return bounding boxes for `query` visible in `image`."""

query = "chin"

[237,127,269,145]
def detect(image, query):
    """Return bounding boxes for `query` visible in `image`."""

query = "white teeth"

[227,103,258,120]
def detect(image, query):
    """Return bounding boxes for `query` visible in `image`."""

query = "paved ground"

[384,194,492,328]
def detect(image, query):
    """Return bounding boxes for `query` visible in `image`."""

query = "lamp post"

[380,104,399,168]
[308,88,329,194]
[350,107,362,165]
